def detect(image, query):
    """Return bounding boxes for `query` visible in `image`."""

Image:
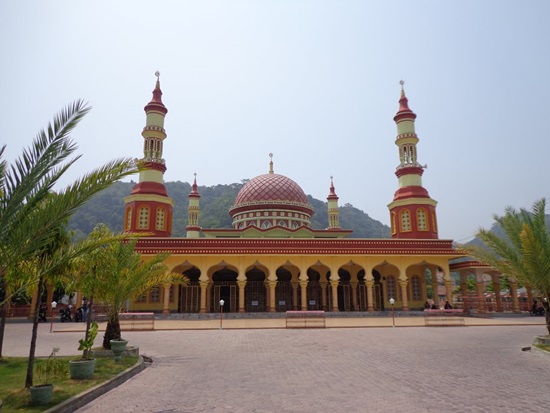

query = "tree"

[465,198,550,334]
[73,224,187,349]
[0,101,138,385]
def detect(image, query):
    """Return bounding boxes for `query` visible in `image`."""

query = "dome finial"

[269,153,274,174]
[399,79,405,97]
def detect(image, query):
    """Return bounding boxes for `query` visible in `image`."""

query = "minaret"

[124,72,174,237]
[387,81,438,239]
[327,176,340,230]
[186,173,201,238]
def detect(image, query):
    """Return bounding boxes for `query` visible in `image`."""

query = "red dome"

[234,174,309,205]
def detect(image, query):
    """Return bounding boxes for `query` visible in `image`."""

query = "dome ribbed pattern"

[234,174,309,206]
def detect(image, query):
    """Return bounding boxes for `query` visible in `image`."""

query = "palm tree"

[465,198,550,334]
[0,100,139,385]
[73,224,187,349]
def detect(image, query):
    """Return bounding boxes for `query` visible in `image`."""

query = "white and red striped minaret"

[124,72,174,236]
[387,81,438,239]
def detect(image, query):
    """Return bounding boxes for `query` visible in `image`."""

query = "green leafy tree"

[74,224,187,349]
[0,101,138,385]
[465,198,550,334]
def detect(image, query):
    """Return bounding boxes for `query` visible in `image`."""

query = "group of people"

[424,300,453,310]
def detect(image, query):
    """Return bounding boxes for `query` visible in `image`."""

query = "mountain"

[68,181,391,239]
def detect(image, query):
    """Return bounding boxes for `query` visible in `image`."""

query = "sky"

[1,0,549,242]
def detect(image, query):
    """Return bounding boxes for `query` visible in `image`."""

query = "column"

[494,280,503,312]
[291,282,299,310]
[510,280,520,313]
[199,281,208,313]
[162,284,171,315]
[431,268,439,306]
[444,280,453,304]
[206,284,212,313]
[399,280,409,311]
[29,287,39,320]
[268,280,277,312]
[366,280,375,312]
[461,281,469,314]
[330,280,339,312]
[351,282,358,311]
[238,280,246,313]
[476,282,486,314]
[300,280,308,311]
[320,282,328,311]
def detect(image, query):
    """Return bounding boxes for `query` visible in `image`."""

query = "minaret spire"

[124,73,174,237]
[327,176,340,230]
[269,153,274,174]
[387,81,438,239]
[186,173,201,238]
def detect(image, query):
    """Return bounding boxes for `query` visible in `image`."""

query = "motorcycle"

[38,305,47,322]
[60,307,72,322]
[74,307,84,322]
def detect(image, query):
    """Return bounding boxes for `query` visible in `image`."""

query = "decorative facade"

[127,75,463,315]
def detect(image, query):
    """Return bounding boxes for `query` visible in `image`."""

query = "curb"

[43,355,150,413]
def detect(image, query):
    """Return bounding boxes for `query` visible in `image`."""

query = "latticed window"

[156,208,165,230]
[261,220,271,229]
[138,206,149,229]
[411,276,421,300]
[400,210,411,231]
[125,207,132,230]
[386,276,397,299]
[417,209,428,231]
[135,293,146,303]
[278,220,286,227]
[149,286,160,303]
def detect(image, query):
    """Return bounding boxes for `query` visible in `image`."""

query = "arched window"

[400,210,411,232]
[261,220,271,229]
[149,286,160,303]
[411,275,422,301]
[278,220,287,227]
[391,211,396,235]
[417,209,428,231]
[125,207,132,231]
[386,275,397,300]
[138,206,150,229]
[156,208,166,230]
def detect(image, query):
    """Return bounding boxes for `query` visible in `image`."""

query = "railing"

[119,312,155,331]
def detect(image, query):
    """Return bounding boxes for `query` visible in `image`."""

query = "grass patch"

[0,355,139,413]
[534,344,550,352]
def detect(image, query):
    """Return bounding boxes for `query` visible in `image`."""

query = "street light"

[49,301,57,333]
[389,297,395,327]
[219,299,225,330]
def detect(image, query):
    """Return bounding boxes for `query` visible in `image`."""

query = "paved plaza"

[3,319,550,412]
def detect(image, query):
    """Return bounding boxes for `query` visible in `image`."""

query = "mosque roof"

[233,173,310,207]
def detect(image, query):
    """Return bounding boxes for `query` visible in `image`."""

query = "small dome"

[229,173,314,229]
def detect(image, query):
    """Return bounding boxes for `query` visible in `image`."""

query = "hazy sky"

[2,1,549,242]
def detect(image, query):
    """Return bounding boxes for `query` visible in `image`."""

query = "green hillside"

[68,181,391,239]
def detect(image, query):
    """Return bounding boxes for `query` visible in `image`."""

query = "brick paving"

[4,321,549,412]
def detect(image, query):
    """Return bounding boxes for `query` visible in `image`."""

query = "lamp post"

[49,301,57,333]
[389,297,395,327]
[219,299,225,330]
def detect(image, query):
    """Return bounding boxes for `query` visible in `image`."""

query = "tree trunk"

[0,279,7,358]
[25,277,44,388]
[103,315,121,349]
[543,299,550,335]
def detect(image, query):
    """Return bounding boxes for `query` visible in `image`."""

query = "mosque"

[120,74,526,316]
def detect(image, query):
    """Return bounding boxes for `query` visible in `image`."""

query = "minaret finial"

[269,153,274,174]
[400,80,405,97]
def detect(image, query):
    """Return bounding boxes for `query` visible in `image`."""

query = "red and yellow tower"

[388,81,438,239]
[124,72,174,236]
